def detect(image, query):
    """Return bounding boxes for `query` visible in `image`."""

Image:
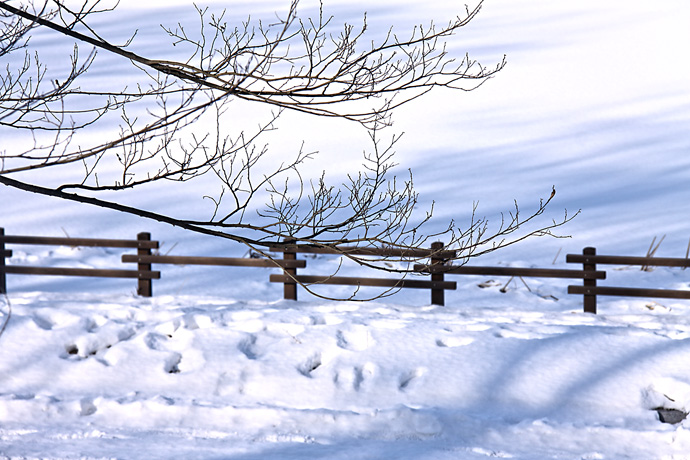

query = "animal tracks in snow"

[398,367,427,392]
[143,326,205,374]
[297,353,323,378]
[164,353,182,374]
[333,362,377,391]
[436,336,474,347]
[32,314,55,331]
[238,333,261,360]
[336,325,375,351]
[32,297,601,406]
[62,320,138,361]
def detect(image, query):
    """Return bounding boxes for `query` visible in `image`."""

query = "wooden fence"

[0,229,160,296]
[0,228,452,303]
[413,262,608,304]
[566,247,690,314]
[2,228,690,312]
[267,241,457,305]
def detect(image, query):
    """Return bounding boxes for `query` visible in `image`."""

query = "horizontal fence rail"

[567,247,690,314]
[566,254,690,268]
[2,265,160,279]
[567,285,690,300]
[122,254,307,269]
[269,274,457,290]
[414,264,607,280]
[120,253,309,297]
[0,234,159,249]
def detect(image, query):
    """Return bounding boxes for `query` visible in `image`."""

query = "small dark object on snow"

[655,407,688,424]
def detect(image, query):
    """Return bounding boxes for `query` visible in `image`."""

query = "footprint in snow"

[27,308,81,331]
[336,325,374,351]
[215,369,250,396]
[63,323,137,360]
[309,314,342,326]
[495,325,539,340]
[163,348,205,374]
[238,333,261,360]
[436,336,474,347]
[144,328,205,374]
[80,397,98,416]
[32,315,55,331]
[145,332,170,351]
[164,353,182,374]
[334,362,377,391]
[398,367,427,392]
[298,353,323,378]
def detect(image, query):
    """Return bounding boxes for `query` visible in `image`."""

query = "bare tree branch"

[0,0,575,301]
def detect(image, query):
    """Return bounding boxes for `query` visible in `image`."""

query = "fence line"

[3,228,690,313]
[566,247,690,314]
[269,241,456,305]
[0,229,160,296]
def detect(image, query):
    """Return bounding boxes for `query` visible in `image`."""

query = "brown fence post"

[583,247,597,314]
[283,240,298,301]
[430,241,445,306]
[1,228,6,294]
[137,232,153,297]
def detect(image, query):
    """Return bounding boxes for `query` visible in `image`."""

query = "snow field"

[3,0,690,458]
[3,265,690,458]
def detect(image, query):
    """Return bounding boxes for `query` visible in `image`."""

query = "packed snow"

[2,0,690,458]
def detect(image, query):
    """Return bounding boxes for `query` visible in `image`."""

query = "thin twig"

[643,235,665,271]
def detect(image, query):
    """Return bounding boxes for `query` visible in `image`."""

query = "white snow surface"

[4,281,690,459]
[3,0,690,458]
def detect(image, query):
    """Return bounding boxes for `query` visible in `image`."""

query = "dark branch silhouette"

[0,0,574,299]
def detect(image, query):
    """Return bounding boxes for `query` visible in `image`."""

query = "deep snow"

[3,262,690,459]
[2,0,690,458]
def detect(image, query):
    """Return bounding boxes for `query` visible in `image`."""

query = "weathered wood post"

[430,241,445,306]
[137,232,153,297]
[583,247,597,314]
[0,228,6,295]
[283,240,298,301]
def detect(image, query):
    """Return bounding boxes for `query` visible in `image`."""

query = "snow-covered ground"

[2,0,690,458]
[3,253,690,459]
[3,272,690,459]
